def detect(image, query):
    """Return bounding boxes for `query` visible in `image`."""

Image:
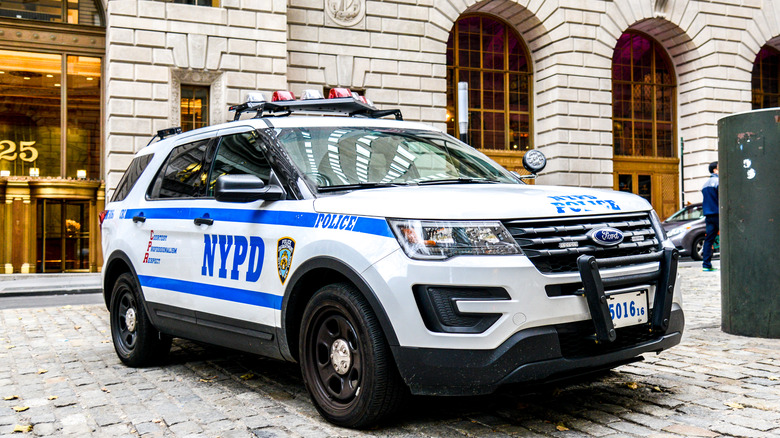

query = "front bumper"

[389,247,683,396]
[393,305,684,396]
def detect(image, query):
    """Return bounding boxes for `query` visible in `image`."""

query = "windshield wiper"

[416,177,501,186]
[317,182,411,192]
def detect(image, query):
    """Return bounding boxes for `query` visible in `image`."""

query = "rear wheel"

[299,283,405,428]
[109,273,170,367]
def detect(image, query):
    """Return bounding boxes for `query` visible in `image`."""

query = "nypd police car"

[100,90,684,428]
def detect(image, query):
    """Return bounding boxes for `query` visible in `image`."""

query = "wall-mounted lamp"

[77,169,87,179]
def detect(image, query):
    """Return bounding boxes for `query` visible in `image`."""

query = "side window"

[111,154,153,202]
[148,138,211,199]
[208,131,272,197]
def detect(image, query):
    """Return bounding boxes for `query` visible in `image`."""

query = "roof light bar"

[228,89,402,121]
[301,89,324,100]
[272,91,295,101]
[246,92,266,103]
[329,88,352,98]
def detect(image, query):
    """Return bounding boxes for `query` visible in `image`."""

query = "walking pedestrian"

[701,161,719,271]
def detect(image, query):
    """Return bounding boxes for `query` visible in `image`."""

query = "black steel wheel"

[299,283,405,428]
[109,273,170,367]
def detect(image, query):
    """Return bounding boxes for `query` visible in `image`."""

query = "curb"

[0,273,102,297]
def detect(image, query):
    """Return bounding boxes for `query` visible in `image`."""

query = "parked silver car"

[662,203,718,260]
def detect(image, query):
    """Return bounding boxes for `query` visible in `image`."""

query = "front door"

[37,199,90,272]
[613,157,679,219]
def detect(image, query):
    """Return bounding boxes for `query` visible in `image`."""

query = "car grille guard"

[504,212,679,343]
[576,248,679,343]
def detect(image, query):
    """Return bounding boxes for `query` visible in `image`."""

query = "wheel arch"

[279,257,399,362]
[103,250,140,309]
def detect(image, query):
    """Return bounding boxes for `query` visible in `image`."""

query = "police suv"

[101,89,684,428]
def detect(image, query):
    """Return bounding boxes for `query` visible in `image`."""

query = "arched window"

[751,46,780,109]
[612,32,675,158]
[0,0,103,26]
[446,15,532,152]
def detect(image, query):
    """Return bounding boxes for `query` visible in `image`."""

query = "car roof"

[140,115,443,155]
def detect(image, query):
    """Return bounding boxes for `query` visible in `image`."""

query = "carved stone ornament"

[325,0,365,27]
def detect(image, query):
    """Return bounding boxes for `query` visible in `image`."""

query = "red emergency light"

[272,91,295,101]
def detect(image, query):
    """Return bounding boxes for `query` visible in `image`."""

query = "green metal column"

[718,109,780,338]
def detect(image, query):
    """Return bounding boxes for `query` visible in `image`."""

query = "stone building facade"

[2,0,780,272]
[104,0,779,215]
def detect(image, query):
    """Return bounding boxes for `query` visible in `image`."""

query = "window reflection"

[0,0,103,25]
[612,32,676,158]
[0,50,101,178]
[0,50,62,178]
[181,85,210,132]
[446,15,532,152]
[752,46,780,109]
[67,55,101,179]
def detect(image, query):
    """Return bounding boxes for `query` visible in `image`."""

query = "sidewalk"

[0,273,101,297]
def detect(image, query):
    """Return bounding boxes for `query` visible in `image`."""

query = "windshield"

[273,127,518,190]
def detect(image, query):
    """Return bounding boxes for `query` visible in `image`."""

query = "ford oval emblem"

[587,227,624,246]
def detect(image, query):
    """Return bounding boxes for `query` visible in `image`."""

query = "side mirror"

[522,149,547,174]
[215,174,286,203]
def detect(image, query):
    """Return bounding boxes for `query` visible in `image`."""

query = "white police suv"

[101,90,684,428]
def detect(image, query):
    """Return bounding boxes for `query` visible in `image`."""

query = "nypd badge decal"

[277,237,295,284]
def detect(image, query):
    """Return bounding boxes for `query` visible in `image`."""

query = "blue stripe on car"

[123,208,393,238]
[138,275,283,310]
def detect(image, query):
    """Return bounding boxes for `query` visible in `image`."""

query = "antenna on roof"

[146,127,182,146]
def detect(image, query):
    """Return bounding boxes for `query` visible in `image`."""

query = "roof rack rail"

[228,97,403,121]
[146,127,182,146]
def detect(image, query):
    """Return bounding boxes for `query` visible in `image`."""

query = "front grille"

[556,320,661,358]
[504,212,660,273]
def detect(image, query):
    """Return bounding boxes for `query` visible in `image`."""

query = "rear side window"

[111,154,153,202]
[148,138,211,199]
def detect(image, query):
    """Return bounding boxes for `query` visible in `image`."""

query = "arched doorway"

[446,14,533,172]
[612,31,679,219]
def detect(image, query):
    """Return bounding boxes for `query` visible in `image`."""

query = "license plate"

[607,289,648,328]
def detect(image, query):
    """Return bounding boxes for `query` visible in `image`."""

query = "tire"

[691,235,705,261]
[299,283,405,428]
[109,273,171,367]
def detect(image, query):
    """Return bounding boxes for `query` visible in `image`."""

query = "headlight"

[388,219,521,260]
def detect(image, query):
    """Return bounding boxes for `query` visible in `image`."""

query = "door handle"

[194,217,214,226]
[132,215,146,223]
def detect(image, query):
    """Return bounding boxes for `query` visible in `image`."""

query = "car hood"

[312,184,652,220]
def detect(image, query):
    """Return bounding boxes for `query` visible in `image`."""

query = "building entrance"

[0,0,105,273]
[37,199,90,272]
[614,157,679,219]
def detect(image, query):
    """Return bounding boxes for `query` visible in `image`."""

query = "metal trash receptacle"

[718,109,780,338]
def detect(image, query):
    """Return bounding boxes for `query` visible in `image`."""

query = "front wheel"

[109,273,170,367]
[691,235,705,261]
[299,283,405,428]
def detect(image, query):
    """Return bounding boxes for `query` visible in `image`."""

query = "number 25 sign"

[0,140,39,162]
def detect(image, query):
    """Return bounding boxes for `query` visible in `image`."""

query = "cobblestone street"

[1,264,779,437]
